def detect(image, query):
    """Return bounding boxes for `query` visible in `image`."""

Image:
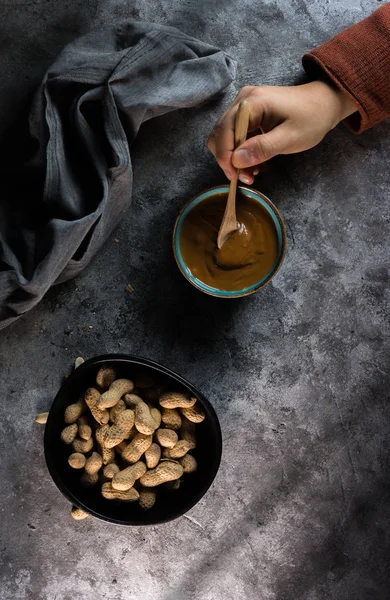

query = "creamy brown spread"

[179,192,278,292]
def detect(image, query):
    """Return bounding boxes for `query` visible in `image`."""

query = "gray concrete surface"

[0,1,389,599]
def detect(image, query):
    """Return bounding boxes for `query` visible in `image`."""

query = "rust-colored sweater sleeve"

[302,4,390,133]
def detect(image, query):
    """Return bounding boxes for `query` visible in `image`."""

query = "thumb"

[232,125,289,168]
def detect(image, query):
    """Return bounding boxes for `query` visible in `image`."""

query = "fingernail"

[233,149,251,168]
[253,168,260,176]
[238,173,252,184]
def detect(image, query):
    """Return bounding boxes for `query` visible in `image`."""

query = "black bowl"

[44,354,222,525]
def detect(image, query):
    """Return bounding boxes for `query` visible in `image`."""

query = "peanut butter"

[179,192,278,292]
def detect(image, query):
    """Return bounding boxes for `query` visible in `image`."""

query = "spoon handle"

[234,99,250,150]
[216,101,250,249]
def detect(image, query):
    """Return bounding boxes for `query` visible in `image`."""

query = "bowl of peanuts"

[44,354,222,525]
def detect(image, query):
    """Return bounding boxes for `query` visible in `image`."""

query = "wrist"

[311,79,357,129]
[332,86,357,126]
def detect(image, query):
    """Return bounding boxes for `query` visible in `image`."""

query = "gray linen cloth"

[0,21,235,330]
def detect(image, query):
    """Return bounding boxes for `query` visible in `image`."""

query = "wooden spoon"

[217,99,250,249]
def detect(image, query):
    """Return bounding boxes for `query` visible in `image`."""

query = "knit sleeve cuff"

[302,5,390,134]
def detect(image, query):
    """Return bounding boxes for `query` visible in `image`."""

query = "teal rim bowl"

[173,185,287,298]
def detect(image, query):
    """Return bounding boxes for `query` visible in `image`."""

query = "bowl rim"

[44,354,222,526]
[173,184,287,298]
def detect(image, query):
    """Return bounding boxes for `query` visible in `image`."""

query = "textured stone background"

[0,1,389,599]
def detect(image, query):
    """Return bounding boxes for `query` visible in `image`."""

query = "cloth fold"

[0,21,236,330]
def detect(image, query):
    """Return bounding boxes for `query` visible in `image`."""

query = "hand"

[207,81,357,184]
